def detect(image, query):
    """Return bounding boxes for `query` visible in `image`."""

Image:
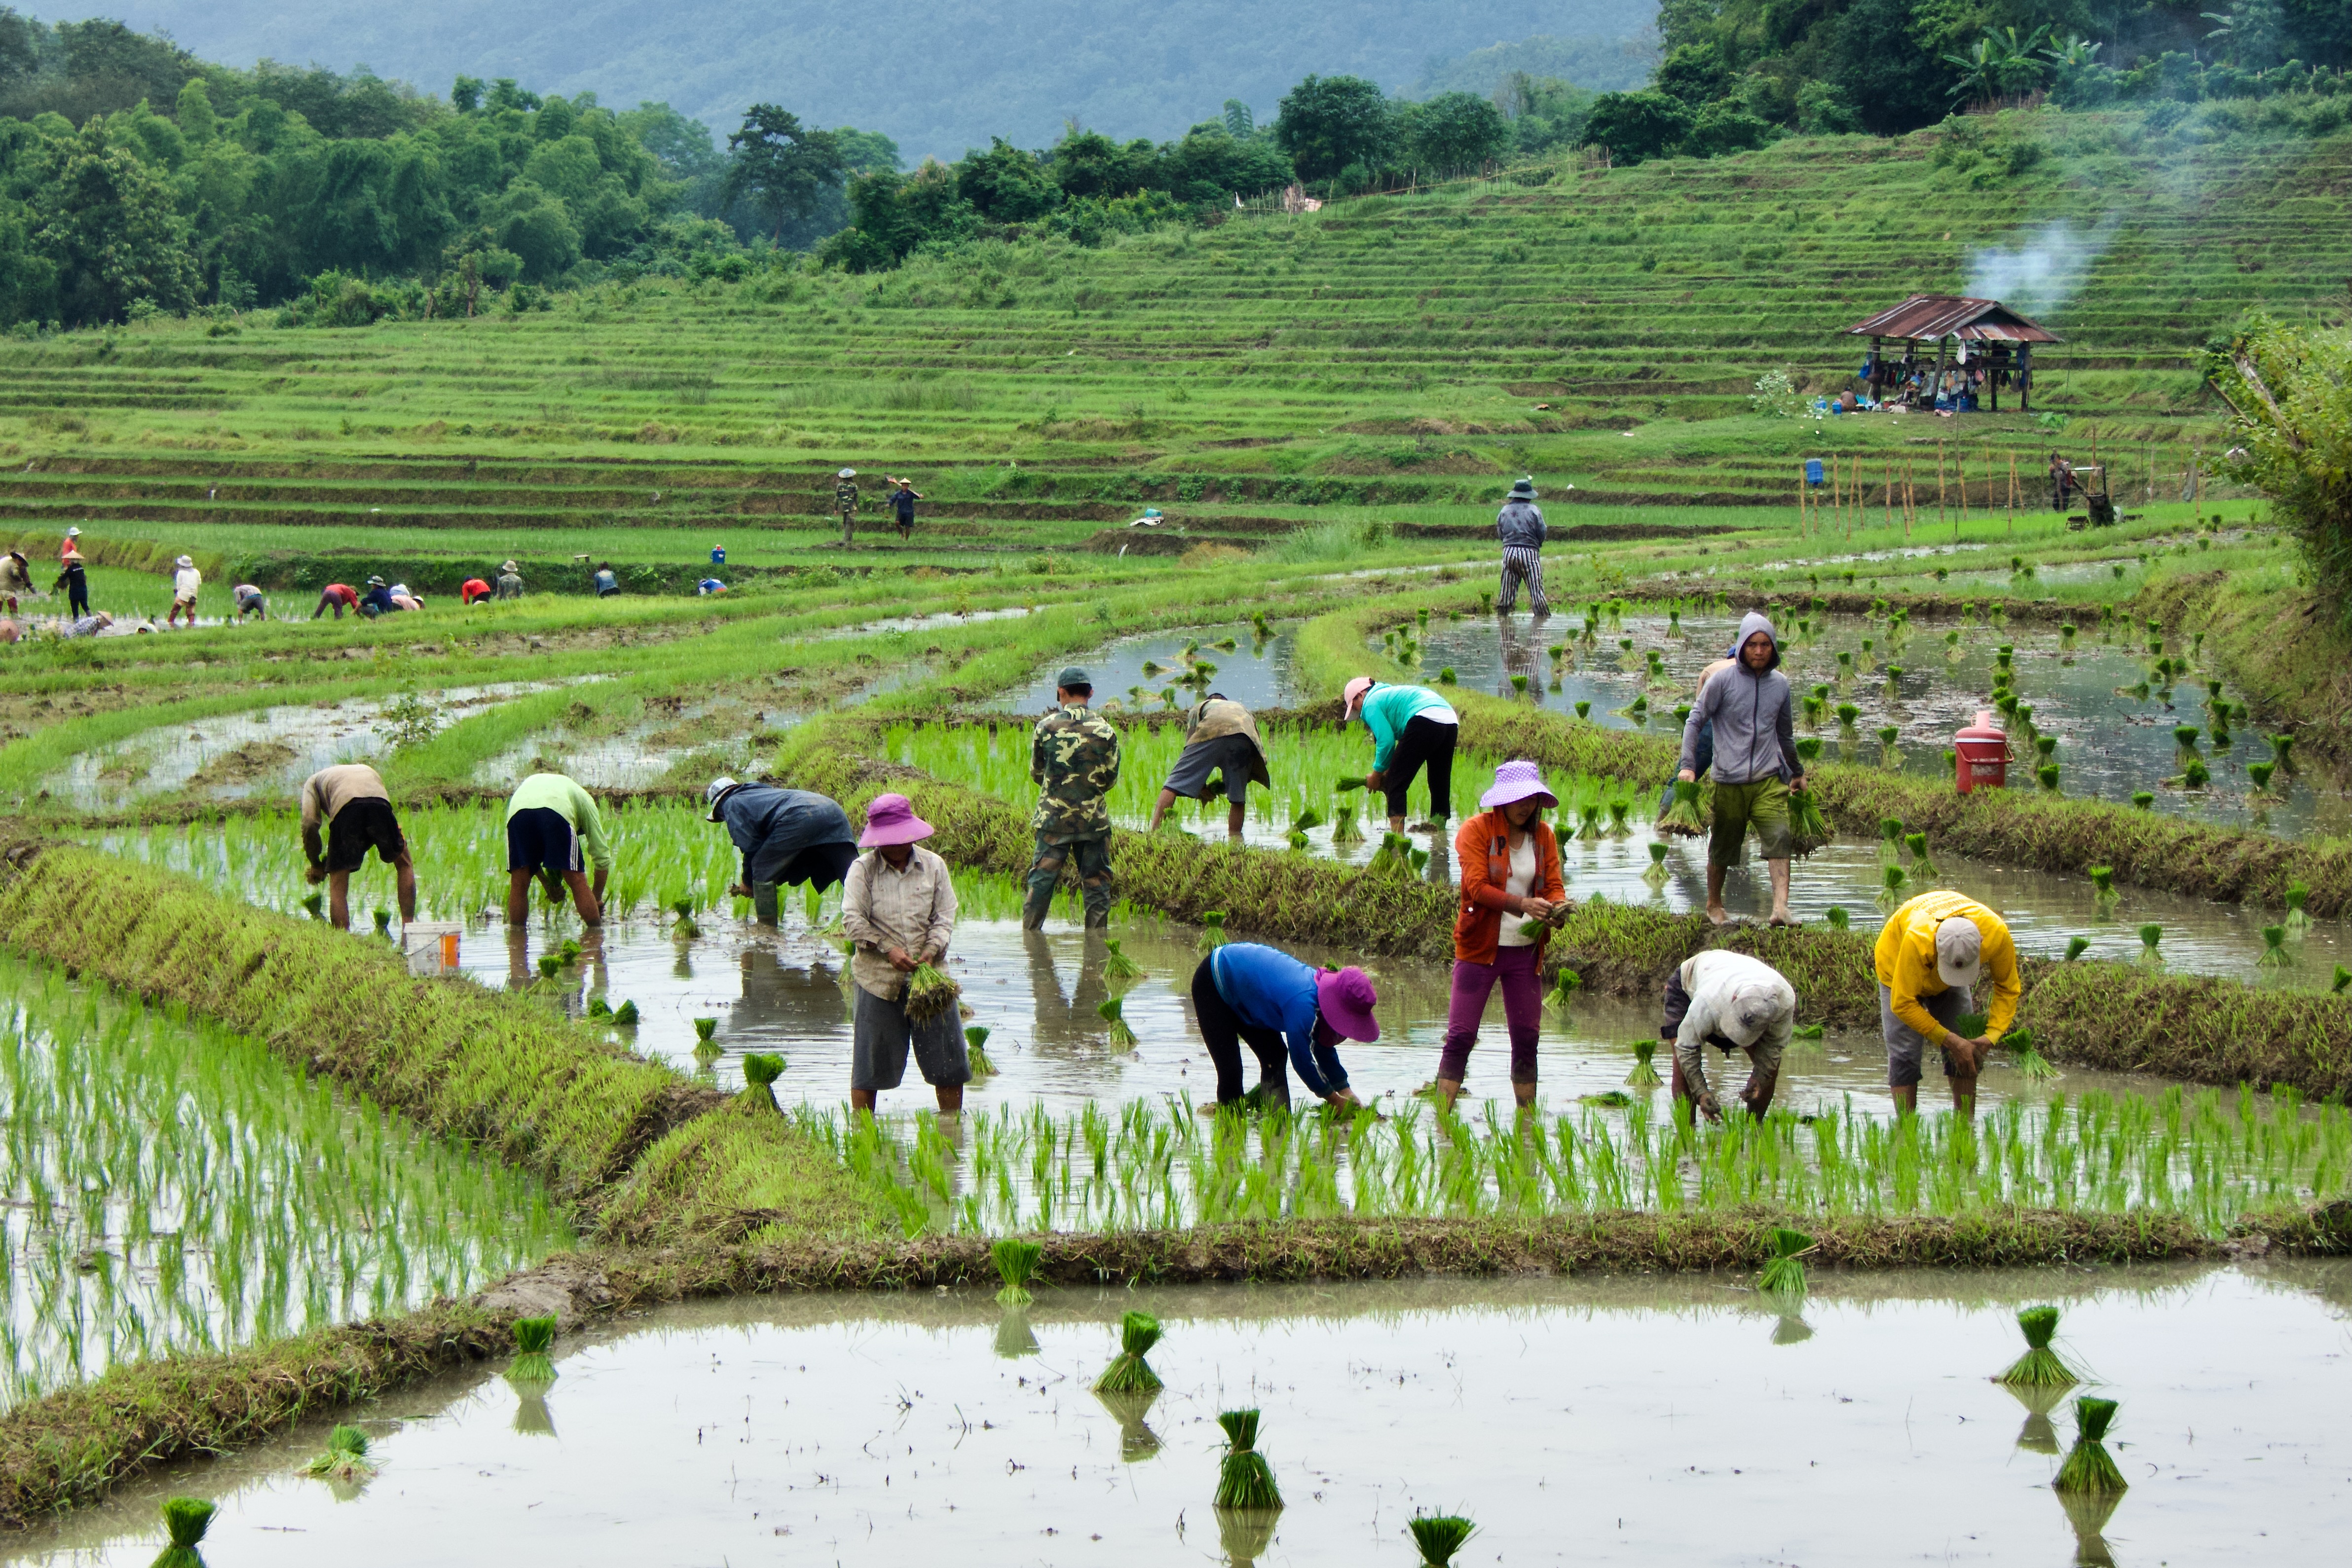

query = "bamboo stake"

[1937,441,1947,535]
[2192,440,2201,527]
[2007,455,2017,537]
[1883,462,1892,531]
[1958,452,1970,532]
[1903,460,1915,543]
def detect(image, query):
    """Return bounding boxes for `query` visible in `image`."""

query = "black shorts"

[507,806,582,875]
[1163,733,1256,803]
[324,798,406,874]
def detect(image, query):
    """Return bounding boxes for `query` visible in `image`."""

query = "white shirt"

[1495,834,1539,947]
[172,567,201,599]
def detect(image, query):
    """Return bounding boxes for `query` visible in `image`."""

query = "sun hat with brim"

[1934,915,1984,991]
[1479,758,1557,811]
[65,527,80,538]
[705,775,746,822]
[175,555,193,568]
[1315,966,1380,1043]
[859,792,933,848]
[366,576,386,587]
[838,468,856,479]
[1342,675,1375,721]
[501,560,519,573]
[1508,477,1536,498]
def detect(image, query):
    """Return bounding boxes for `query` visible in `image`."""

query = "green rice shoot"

[1626,1039,1661,1088]
[965,1024,999,1077]
[1996,1305,2078,1388]
[990,1236,1043,1305]
[1757,1226,1814,1296]
[508,1314,558,1384]
[1214,1408,1282,1510]
[302,1423,377,1481]
[742,1052,786,1108]
[152,1497,216,1568]
[1099,996,1139,1049]
[1101,938,1144,982]
[1407,1513,1478,1566]
[1093,1310,1165,1394]
[1657,779,1704,836]
[2053,1398,2128,1495]
[905,962,962,1023]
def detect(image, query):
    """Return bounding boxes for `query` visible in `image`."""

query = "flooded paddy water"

[12,1262,2347,1564]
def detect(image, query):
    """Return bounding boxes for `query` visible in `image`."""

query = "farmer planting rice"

[1343,675,1458,837]
[1676,611,1806,927]
[460,576,492,605]
[841,792,967,1117]
[231,583,266,621]
[1875,889,2023,1118]
[299,763,414,932]
[1659,949,1797,1121]
[313,582,359,619]
[1431,760,1568,1112]
[0,548,33,611]
[1147,691,1268,842]
[1025,667,1121,930]
[1189,940,1376,1113]
[707,777,859,901]
[503,772,612,926]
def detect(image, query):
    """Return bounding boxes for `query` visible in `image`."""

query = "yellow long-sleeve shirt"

[1872,890,2021,1044]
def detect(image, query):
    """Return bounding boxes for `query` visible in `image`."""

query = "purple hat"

[858,793,934,848]
[1479,758,1557,811]
[1315,966,1381,1043]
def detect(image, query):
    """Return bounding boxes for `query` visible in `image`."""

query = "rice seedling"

[2136,924,2164,965]
[2006,1027,2058,1080]
[1099,996,1140,1049]
[536,954,561,978]
[301,892,325,920]
[743,1052,786,1108]
[1620,694,1650,720]
[1606,799,1633,836]
[1199,911,1229,948]
[1369,831,1419,875]
[1824,905,1849,930]
[2270,733,2297,773]
[991,1236,1043,1304]
[1757,1226,1814,1295]
[2037,763,2061,792]
[2172,759,2211,789]
[2247,760,2278,795]
[1835,651,1854,680]
[1574,700,1592,719]
[1658,779,1705,836]
[2053,1399,2128,1495]
[1545,967,1582,1013]
[1512,673,1530,695]
[693,1015,718,1043]
[1643,841,1671,887]
[1214,1410,1282,1510]
[670,897,701,938]
[1407,1515,1478,1567]
[1835,703,1861,733]
[1093,1311,1165,1393]
[1626,1040,1661,1087]
[373,907,394,936]
[2064,936,2090,962]
[2285,883,2313,938]
[508,1315,558,1384]
[1439,668,1456,684]
[1877,818,1905,868]
[905,962,962,1023]
[613,1000,640,1026]
[2088,866,2117,911]
[1904,832,1938,882]
[1334,775,1367,793]
[151,1497,216,1568]
[2337,967,2352,994]
[2172,725,2202,766]
[1875,864,1910,913]
[2258,926,2292,968]
[964,1024,999,1077]
[2130,791,2155,810]
[302,1424,377,1482]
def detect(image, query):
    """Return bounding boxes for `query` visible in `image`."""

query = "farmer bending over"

[1148,692,1266,842]
[314,583,359,619]
[0,550,32,612]
[300,763,415,931]
[707,777,859,904]
[460,576,492,605]
[1191,940,1378,1113]
[1344,676,1457,837]
[1677,611,1805,927]
[842,792,967,1117]
[232,583,267,621]
[1025,667,1120,930]
[504,771,611,926]
[1661,949,1796,1122]
[1433,759,1567,1112]
[1875,890,2021,1119]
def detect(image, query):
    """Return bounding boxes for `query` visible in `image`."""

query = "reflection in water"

[992,1306,1039,1359]
[2005,1382,2065,1455]
[1025,928,1113,1051]
[1213,1507,1280,1568]
[1094,1388,1163,1462]
[2056,1489,2124,1568]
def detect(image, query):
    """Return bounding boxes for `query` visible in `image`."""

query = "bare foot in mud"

[1706,904,1730,926]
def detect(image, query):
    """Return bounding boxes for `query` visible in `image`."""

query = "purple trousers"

[1440,945,1543,1084]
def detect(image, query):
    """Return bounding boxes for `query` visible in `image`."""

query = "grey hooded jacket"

[1495,498,1546,551]
[1680,610,1799,786]
[719,784,857,885]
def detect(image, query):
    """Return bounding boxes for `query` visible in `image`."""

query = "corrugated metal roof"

[1846,295,2063,343]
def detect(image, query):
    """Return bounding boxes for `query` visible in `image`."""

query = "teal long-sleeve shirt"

[1359,685,1457,771]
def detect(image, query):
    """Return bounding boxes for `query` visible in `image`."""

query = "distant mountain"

[87,0,1658,158]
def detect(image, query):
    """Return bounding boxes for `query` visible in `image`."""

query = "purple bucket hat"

[1315,966,1381,1043]
[859,793,934,848]
[1479,758,1558,811]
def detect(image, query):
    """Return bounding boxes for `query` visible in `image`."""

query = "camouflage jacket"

[834,479,859,512]
[1030,704,1121,840]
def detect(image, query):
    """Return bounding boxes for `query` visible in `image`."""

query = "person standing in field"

[232,583,267,621]
[1495,476,1549,617]
[460,576,492,605]
[834,468,860,545]
[1874,890,2021,1120]
[1659,948,1796,1122]
[1432,759,1567,1112]
[1148,692,1267,842]
[53,550,89,618]
[59,526,80,560]
[841,792,968,1118]
[886,476,923,542]
[300,762,415,931]
[707,777,860,898]
[1189,940,1378,1113]
[1676,612,1805,927]
[1024,667,1121,931]
[1343,676,1458,836]
[1656,642,1736,817]
[504,771,611,926]
[496,560,524,600]
[167,556,201,628]
[314,582,359,619]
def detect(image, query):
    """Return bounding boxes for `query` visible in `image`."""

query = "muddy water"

[489,908,2189,1117]
[987,622,1312,714]
[15,1262,2346,1565]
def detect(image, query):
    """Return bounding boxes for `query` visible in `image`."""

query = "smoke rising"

[1961,216,2121,319]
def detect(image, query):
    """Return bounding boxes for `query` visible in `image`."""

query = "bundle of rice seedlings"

[537,953,562,978]
[1994,1303,2078,1387]
[2284,882,2313,937]
[670,897,700,937]
[2247,760,2277,795]
[693,1015,718,1043]
[2037,762,2061,792]
[1657,779,1705,836]
[1210,636,1238,652]
[1835,651,1854,677]
[1625,1040,1661,1087]
[991,1236,1043,1305]
[301,892,325,919]
[2258,925,2291,967]
[2053,1398,2128,1495]
[1438,667,1456,684]
[964,1025,998,1077]
[587,997,612,1019]
[1877,818,1905,867]
[1643,841,1671,886]
[373,907,393,935]
[1093,1311,1164,1393]
[1904,832,1938,881]
[508,1315,558,1384]
[1834,703,1861,731]
[560,938,582,962]
[2088,866,2117,909]
[1511,673,1529,694]
[2005,1027,2057,1080]
[2172,724,2202,766]
[1883,664,1904,693]
[1098,996,1139,1049]
[2064,936,2090,962]
[804,883,825,925]
[1329,797,1365,845]
[1199,911,1229,948]
[1788,785,1831,859]
[1286,828,1309,850]
[2271,732,2297,772]
[1874,864,1909,913]
[1214,1410,1282,1510]
[1334,775,1367,792]
[1824,905,1849,931]
[1574,700,1592,719]
[1602,799,1631,836]
[742,1052,785,1108]
[1407,1514,1477,1566]
[1101,938,1144,981]
[905,962,962,1023]
[151,1497,216,1568]
[1575,800,1605,841]
[1757,1227,1814,1295]
[613,1000,639,1026]
[1543,967,1581,1012]
[2130,791,2155,810]
[1368,831,1416,875]
[2136,924,2163,966]
[302,1424,377,1482]
[1290,806,1324,834]
[2335,966,2351,994]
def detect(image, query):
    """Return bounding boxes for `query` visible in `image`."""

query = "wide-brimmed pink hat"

[1315,966,1380,1042]
[859,793,934,848]
[1342,676,1375,721]
[1479,758,1557,811]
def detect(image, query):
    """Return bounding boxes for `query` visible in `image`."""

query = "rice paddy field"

[0,97,2348,1559]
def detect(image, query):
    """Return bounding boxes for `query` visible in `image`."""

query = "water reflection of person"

[1024,929,1109,1050]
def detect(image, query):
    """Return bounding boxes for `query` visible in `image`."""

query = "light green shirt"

[505,773,612,869]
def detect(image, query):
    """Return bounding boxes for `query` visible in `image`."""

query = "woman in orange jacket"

[1433,759,1568,1111]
